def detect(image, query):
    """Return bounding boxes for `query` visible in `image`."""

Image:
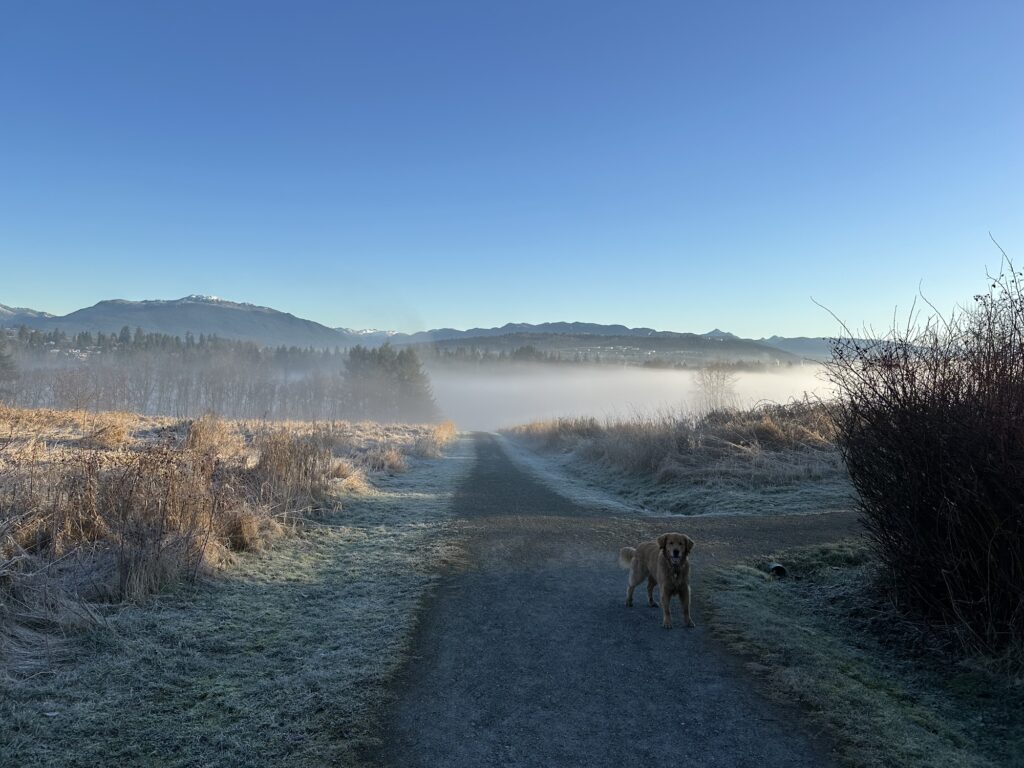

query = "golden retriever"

[618,533,695,628]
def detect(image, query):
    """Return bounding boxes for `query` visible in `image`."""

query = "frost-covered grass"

[705,541,1024,768]
[503,404,853,515]
[1,437,474,767]
[0,406,458,674]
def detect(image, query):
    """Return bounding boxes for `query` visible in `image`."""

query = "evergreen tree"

[0,332,17,399]
[343,344,439,422]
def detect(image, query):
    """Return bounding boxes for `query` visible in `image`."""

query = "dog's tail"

[618,547,636,569]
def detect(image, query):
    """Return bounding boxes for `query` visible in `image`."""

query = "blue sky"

[2,1,1021,336]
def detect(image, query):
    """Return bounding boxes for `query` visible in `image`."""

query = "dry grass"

[184,413,246,458]
[2,435,476,767]
[507,401,839,489]
[412,420,458,458]
[362,445,408,474]
[77,412,134,450]
[251,430,335,512]
[0,406,459,675]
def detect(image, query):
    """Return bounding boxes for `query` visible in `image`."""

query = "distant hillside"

[340,321,736,345]
[2,296,351,348]
[421,332,801,366]
[0,303,54,325]
[2,294,843,360]
[757,336,838,361]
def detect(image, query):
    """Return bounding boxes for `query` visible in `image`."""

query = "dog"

[619,533,695,628]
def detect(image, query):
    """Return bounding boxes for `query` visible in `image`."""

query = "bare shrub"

[695,365,740,413]
[826,258,1024,651]
[96,448,230,600]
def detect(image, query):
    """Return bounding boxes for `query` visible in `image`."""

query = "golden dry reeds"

[184,413,246,458]
[77,412,134,450]
[251,430,335,513]
[1,406,459,672]
[411,420,458,458]
[507,401,837,488]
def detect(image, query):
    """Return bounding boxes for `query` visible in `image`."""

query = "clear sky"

[2,1,1021,337]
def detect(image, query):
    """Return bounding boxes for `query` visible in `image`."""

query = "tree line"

[2,328,438,423]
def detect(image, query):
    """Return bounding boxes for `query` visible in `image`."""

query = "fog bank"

[430,365,832,431]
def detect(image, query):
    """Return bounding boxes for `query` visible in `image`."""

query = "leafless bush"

[695,365,740,413]
[826,256,1024,651]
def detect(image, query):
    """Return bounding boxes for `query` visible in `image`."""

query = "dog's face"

[657,533,694,567]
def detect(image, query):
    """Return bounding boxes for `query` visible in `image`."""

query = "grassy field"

[1,405,462,762]
[504,402,853,515]
[0,405,456,671]
[2,432,472,766]
[704,542,1024,768]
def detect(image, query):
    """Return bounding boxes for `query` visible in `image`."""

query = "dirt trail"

[378,433,856,768]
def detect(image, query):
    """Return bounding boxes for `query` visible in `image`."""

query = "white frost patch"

[492,433,648,515]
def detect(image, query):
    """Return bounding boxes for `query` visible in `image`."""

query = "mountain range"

[0,295,837,361]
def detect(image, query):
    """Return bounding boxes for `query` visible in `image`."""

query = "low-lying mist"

[429,364,832,431]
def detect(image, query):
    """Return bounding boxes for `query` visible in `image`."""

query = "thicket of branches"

[827,258,1024,651]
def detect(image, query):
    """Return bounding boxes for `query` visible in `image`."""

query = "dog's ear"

[657,533,669,550]
[683,535,695,556]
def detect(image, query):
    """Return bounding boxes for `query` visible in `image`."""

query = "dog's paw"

[662,621,672,629]
[648,601,659,608]
[685,619,696,628]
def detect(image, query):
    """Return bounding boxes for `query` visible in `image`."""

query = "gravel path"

[377,433,855,768]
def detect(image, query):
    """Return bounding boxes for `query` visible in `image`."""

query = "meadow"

[504,400,852,515]
[0,406,456,675]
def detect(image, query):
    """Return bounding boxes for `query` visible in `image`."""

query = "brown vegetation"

[508,401,838,489]
[827,258,1024,652]
[0,406,459,672]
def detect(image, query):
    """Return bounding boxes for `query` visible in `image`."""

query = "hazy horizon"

[430,363,830,431]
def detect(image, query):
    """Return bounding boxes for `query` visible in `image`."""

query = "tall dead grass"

[251,430,334,513]
[0,406,459,673]
[507,401,838,488]
[184,413,246,458]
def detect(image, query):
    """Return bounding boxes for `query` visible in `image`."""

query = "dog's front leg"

[661,591,673,629]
